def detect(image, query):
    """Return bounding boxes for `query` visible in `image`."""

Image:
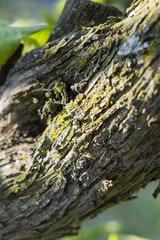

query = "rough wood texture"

[49,0,123,40]
[0,0,160,239]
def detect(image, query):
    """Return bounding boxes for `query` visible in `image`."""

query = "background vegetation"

[0,0,160,239]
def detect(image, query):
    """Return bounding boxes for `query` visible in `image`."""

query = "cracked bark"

[0,0,160,239]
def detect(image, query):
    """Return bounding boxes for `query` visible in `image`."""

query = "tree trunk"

[0,0,160,239]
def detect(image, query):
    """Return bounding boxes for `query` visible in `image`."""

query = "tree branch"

[0,0,160,239]
[49,0,123,40]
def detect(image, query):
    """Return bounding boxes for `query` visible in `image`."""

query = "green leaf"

[41,8,56,28]
[0,25,48,65]
[22,27,52,54]
[25,27,52,47]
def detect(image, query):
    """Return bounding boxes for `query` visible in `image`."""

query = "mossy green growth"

[53,81,68,105]
[37,93,84,158]
[40,81,69,124]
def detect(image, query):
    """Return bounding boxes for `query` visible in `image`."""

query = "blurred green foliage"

[41,0,66,29]
[0,0,133,32]
[61,182,160,240]
[0,23,51,65]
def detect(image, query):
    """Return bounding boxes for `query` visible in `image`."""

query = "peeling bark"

[0,0,160,239]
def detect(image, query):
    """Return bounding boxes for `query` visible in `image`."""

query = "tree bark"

[0,0,160,239]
